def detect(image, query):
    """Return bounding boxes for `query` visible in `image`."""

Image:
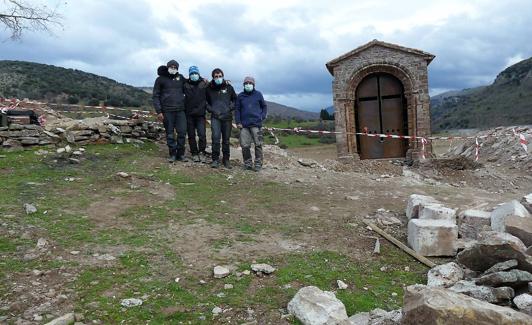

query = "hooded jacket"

[206,80,237,121]
[235,89,268,128]
[152,65,186,113]
[184,78,208,117]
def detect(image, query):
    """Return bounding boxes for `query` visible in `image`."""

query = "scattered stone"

[70,250,80,255]
[345,312,369,325]
[458,209,492,239]
[345,195,359,201]
[251,263,276,274]
[337,280,348,290]
[449,280,514,304]
[476,269,532,288]
[33,315,43,321]
[174,277,180,283]
[24,203,37,214]
[514,293,532,315]
[212,307,222,315]
[406,194,439,219]
[505,215,532,247]
[44,313,75,325]
[427,262,464,288]
[116,172,130,178]
[288,286,348,325]
[407,219,458,256]
[298,158,319,168]
[242,270,251,276]
[214,266,230,278]
[483,259,519,275]
[373,238,380,254]
[96,254,116,261]
[419,204,457,221]
[68,158,80,164]
[402,284,532,324]
[37,237,48,249]
[367,308,402,324]
[457,231,532,272]
[224,284,233,290]
[120,298,143,307]
[310,206,320,212]
[490,200,530,232]
[65,145,72,153]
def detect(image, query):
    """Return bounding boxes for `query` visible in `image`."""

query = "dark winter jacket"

[184,79,208,117]
[152,65,186,113]
[206,81,237,121]
[235,89,268,128]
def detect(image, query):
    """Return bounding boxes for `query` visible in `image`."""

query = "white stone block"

[406,194,439,220]
[522,193,532,214]
[288,286,348,325]
[419,204,457,221]
[491,200,530,232]
[408,219,458,256]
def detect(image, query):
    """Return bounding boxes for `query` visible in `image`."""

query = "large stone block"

[522,193,532,214]
[406,194,439,220]
[491,200,530,232]
[505,215,532,247]
[407,219,458,256]
[419,204,457,221]
[458,209,491,239]
[457,231,532,273]
[427,262,464,288]
[402,284,532,325]
[449,280,514,304]
[287,286,348,325]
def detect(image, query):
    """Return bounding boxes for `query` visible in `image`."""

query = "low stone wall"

[0,119,164,150]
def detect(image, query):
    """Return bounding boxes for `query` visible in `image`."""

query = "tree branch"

[0,0,64,40]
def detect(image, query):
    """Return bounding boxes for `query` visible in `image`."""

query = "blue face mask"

[214,77,223,85]
[244,84,254,92]
[190,73,200,82]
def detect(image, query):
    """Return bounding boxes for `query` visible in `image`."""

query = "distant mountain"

[431,57,532,130]
[0,61,151,107]
[138,86,319,120]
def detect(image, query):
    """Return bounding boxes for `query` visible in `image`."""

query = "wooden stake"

[363,220,436,268]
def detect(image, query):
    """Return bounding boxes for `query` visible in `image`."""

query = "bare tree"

[0,0,63,40]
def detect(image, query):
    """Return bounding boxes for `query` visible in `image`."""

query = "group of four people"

[152,60,267,171]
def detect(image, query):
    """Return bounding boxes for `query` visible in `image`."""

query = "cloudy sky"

[1,0,531,111]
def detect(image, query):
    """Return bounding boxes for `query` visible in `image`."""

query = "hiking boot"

[223,160,232,169]
[192,155,200,163]
[168,155,177,163]
[254,165,262,172]
[176,156,189,162]
[211,160,220,168]
[244,164,254,171]
[199,152,208,163]
[168,149,177,163]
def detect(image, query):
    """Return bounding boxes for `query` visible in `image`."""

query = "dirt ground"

[1,140,531,324]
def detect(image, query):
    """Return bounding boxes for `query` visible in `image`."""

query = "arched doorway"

[355,73,408,159]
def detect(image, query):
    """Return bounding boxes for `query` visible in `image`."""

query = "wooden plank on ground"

[363,220,436,268]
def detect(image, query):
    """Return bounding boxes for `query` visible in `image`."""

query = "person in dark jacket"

[235,76,267,171]
[206,68,237,169]
[152,59,188,162]
[184,66,208,163]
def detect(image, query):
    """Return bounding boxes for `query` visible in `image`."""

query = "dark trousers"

[211,117,232,161]
[186,115,206,155]
[163,110,187,157]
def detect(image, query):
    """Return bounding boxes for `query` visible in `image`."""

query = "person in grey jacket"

[153,60,188,162]
[206,68,237,169]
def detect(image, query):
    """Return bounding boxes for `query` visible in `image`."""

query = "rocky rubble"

[446,125,531,171]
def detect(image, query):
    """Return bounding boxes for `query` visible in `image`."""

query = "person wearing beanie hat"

[235,76,267,171]
[153,59,188,162]
[206,68,237,169]
[184,65,208,163]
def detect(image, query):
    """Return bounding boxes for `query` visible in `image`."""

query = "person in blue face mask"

[152,60,188,163]
[206,68,237,169]
[235,76,268,171]
[184,66,208,163]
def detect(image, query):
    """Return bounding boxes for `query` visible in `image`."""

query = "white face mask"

[168,68,178,75]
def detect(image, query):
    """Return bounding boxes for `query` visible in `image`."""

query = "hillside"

[431,57,532,130]
[0,61,151,107]
[138,86,319,120]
